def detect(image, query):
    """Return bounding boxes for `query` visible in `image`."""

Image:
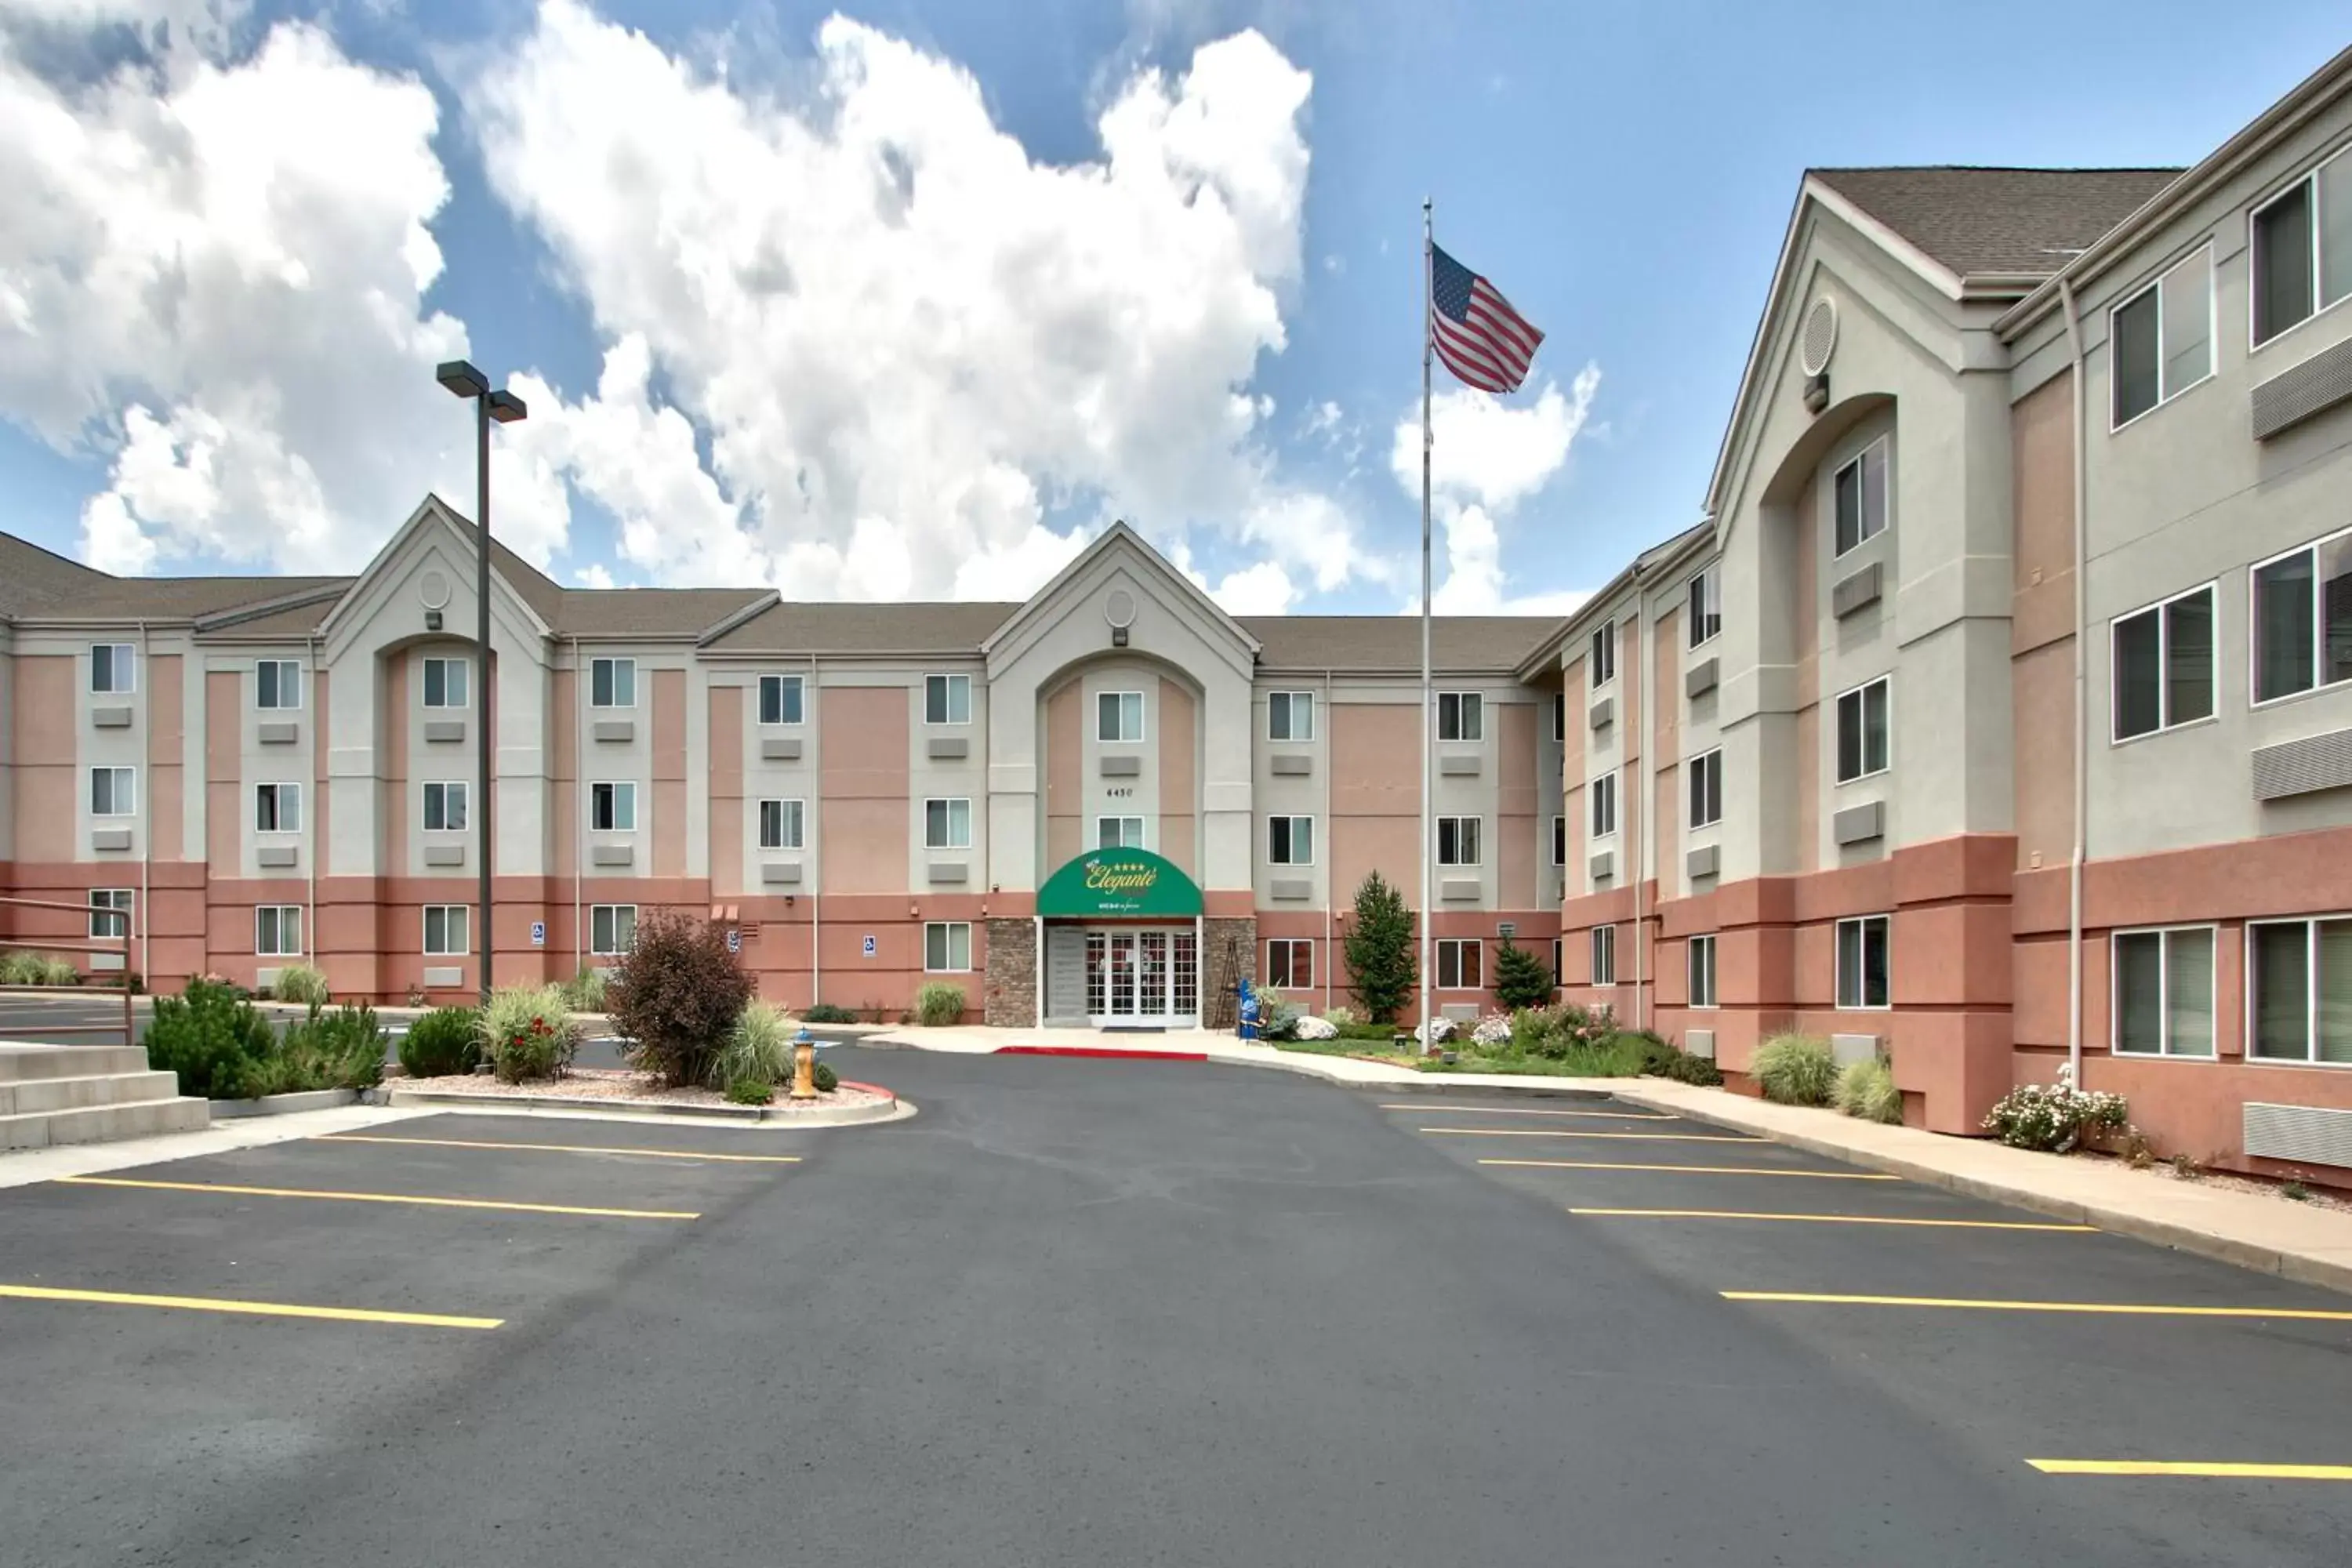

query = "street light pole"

[437,361,527,1011]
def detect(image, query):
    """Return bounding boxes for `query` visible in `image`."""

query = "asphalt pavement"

[2,1047,2348,1565]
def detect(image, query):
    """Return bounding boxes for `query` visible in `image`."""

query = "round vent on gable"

[1104,588,1138,630]
[418,569,452,610]
[1798,296,1839,377]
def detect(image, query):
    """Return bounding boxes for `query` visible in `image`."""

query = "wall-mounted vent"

[2250,335,2352,441]
[2252,726,2352,801]
[2244,1102,2352,1170]
[1799,297,1838,376]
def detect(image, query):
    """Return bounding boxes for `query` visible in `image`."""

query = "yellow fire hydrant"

[790,1025,818,1102]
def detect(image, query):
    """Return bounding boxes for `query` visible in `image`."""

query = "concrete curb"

[209,1088,361,1119]
[370,1084,904,1128]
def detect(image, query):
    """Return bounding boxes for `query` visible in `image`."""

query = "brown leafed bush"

[607,909,755,1087]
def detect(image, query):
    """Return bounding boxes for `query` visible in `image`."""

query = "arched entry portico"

[1035,848,1204,1028]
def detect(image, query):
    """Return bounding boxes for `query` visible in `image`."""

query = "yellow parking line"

[2029,1460,2352,1480]
[1725,1291,2352,1322]
[58,1176,696,1221]
[0,1283,500,1330]
[318,1134,801,1164]
[1379,1104,1678,1121]
[1570,1208,2094,1232]
[1481,1159,1899,1181]
[1421,1127,1762,1142]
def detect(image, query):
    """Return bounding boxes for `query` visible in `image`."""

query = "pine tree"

[1343,870,1417,1023]
[1492,935,1555,1011]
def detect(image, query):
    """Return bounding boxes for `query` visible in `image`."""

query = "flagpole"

[1419,197,1435,1054]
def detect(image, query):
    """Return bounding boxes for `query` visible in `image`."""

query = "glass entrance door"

[1081,927,1199,1026]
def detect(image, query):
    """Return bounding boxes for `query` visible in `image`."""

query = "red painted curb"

[996,1045,1209,1062]
[837,1080,896,1102]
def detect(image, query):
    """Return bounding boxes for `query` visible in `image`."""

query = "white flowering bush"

[1293,1014,1338,1041]
[1470,1011,1514,1047]
[1414,1016,1457,1045]
[1983,1064,2130,1152]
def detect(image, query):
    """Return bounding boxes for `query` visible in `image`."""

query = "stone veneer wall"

[983,917,1036,1027]
[1200,916,1258,1031]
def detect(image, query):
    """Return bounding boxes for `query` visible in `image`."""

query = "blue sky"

[3,0,2347,612]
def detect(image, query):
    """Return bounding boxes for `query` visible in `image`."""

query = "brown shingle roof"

[1239,615,1558,672]
[1810,166,2183,278]
[0,533,114,619]
[555,587,772,638]
[706,601,1019,655]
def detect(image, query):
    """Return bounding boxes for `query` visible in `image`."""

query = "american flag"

[1429,242,1543,394]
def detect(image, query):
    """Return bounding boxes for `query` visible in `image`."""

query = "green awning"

[1036,847,1203,919]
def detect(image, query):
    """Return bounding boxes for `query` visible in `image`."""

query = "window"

[1590,622,1616,687]
[1437,691,1483,742]
[1688,748,1722,829]
[422,656,468,709]
[1551,814,1566,867]
[924,673,971,724]
[1437,938,1483,990]
[2251,146,2352,347]
[2252,527,2352,704]
[1097,815,1146,849]
[1098,690,1144,742]
[88,888,133,940]
[254,783,300,834]
[1266,938,1312,990]
[758,798,804,851]
[1436,815,1481,866]
[1267,815,1314,865]
[590,781,637,833]
[1831,439,1889,557]
[1590,771,1617,837]
[2248,917,2352,1064]
[1552,691,1566,742]
[1687,565,1721,647]
[2113,927,2215,1058]
[91,642,135,695]
[256,659,302,710]
[2111,585,2216,739]
[1590,924,1616,986]
[423,782,468,832]
[1835,914,1891,1010]
[2111,246,2213,426]
[925,920,973,972]
[925,797,972,849]
[590,904,637,956]
[423,904,470,956]
[1268,690,1315,741]
[89,766,135,817]
[590,657,636,709]
[1688,934,1718,1009]
[255,904,303,957]
[758,674,804,726]
[1835,677,1890,782]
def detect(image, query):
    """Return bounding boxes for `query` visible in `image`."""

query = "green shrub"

[1642,1044,1725,1086]
[801,1002,858,1025]
[1341,871,1416,1023]
[725,1078,774,1105]
[0,951,44,986]
[399,1006,481,1077]
[812,1060,838,1094]
[482,984,579,1083]
[559,965,608,1013]
[914,981,966,1027]
[271,963,330,1007]
[42,956,79,986]
[143,979,276,1098]
[247,1003,387,1095]
[1322,1005,1359,1029]
[1492,937,1555,1011]
[1982,1066,2129,1152]
[714,999,793,1091]
[608,910,755,1087]
[1255,985,1303,1042]
[1752,1033,1836,1106]
[1834,1058,1903,1123]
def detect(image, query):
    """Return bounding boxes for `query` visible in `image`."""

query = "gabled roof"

[1513,519,1714,679]
[979,521,1261,659]
[706,601,1017,655]
[552,587,774,640]
[1810,166,2183,281]
[1243,615,1556,673]
[0,531,347,626]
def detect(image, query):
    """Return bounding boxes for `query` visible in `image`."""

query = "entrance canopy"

[1036,847,1202,920]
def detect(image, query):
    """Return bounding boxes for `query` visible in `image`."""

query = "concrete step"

[0,1095,209,1151]
[0,1070,184,1116]
[0,1043,147,1081]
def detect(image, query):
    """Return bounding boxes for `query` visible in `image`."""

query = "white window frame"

[590,780,637,833]
[422,904,470,957]
[1267,690,1315,742]
[91,642,136,695]
[590,656,637,710]
[1835,676,1892,784]
[1436,691,1483,742]
[758,673,805,727]
[2111,924,2217,1059]
[1096,815,1146,850]
[1688,747,1722,829]
[422,656,469,710]
[255,903,303,958]
[1835,914,1893,1011]
[925,797,973,850]
[1831,437,1889,559]
[89,765,136,818]
[1688,933,1718,1009]
[88,887,133,941]
[2249,142,2352,352]
[2108,242,2216,430]
[2245,915,2352,1066]
[1590,924,1616,986]
[925,920,972,973]
[924,673,971,726]
[1097,690,1145,743]
[1590,622,1616,688]
[758,797,805,851]
[255,659,303,710]
[2110,582,2218,742]
[1686,565,1721,648]
[590,903,637,956]
[1436,815,1481,867]
[1551,814,1566,868]
[252,782,302,835]
[1267,815,1314,866]
[2249,524,2352,708]
[1265,938,1312,991]
[1590,771,1617,839]
[423,781,469,833]
[1436,938,1483,991]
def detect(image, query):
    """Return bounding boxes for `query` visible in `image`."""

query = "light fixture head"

[487,389,528,424]
[436,360,489,399]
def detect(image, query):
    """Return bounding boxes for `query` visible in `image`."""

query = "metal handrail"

[0,896,136,1047]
